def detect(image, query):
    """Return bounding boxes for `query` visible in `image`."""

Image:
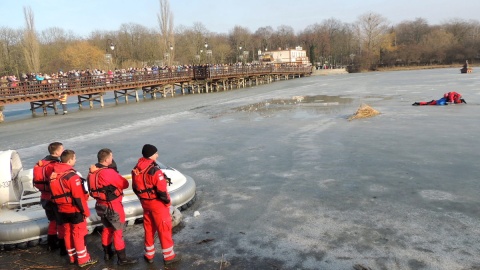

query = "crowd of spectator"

[0,62,309,91]
[1,65,189,89]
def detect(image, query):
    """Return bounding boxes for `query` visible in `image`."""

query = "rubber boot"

[58,238,67,256]
[47,234,58,251]
[164,254,182,265]
[103,244,115,261]
[116,249,138,265]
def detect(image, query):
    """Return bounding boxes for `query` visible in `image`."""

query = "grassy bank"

[375,64,472,72]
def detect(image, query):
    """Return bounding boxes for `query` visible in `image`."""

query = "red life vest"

[33,159,57,192]
[131,164,158,200]
[50,170,76,205]
[87,167,123,202]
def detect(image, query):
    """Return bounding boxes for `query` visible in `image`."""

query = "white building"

[261,46,310,66]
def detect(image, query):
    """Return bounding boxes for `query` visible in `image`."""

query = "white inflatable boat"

[0,150,196,250]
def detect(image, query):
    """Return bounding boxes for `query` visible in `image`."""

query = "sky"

[1,0,479,37]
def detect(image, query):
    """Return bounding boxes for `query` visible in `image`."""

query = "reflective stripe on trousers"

[145,244,155,257]
[162,245,175,259]
[142,204,175,260]
[67,248,76,263]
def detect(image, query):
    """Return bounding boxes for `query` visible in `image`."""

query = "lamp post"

[164,43,174,66]
[242,50,248,64]
[169,43,173,66]
[204,39,209,64]
[105,39,115,69]
[349,53,355,65]
[237,42,243,63]
[106,38,115,52]
[195,54,200,65]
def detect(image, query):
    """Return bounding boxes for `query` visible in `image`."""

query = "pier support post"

[0,106,4,123]
[114,89,139,104]
[29,99,59,116]
[181,83,186,95]
[77,92,105,109]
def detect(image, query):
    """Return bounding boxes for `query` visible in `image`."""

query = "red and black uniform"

[32,155,65,247]
[412,92,466,106]
[50,163,92,265]
[131,157,177,262]
[87,164,127,251]
[444,92,462,103]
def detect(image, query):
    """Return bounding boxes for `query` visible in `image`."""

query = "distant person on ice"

[412,91,466,106]
[58,93,68,115]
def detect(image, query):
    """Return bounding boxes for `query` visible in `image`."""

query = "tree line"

[1,4,479,77]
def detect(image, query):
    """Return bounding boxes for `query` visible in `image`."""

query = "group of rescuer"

[33,142,181,267]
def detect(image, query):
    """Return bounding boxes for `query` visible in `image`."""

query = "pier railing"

[0,65,312,105]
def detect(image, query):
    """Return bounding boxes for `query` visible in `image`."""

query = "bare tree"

[396,18,431,45]
[2,7,480,73]
[39,27,78,72]
[116,23,155,67]
[207,33,230,64]
[229,25,252,62]
[0,27,23,76]
[158,0,174,65]
[272,25,296,50]
[421,28,457,64]
[443,18,473,44]
[254,26,274,51]
[60,41,105,70]
[354,12,390,68]
[22,6,40,72]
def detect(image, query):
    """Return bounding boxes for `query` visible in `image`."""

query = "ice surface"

[1,68,480,269]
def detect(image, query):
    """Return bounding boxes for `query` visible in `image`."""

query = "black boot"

[47,234,58,251]
[58,238,67,256]
[164,254,182,265]
[103,244,115,261]
[117,249,138,265]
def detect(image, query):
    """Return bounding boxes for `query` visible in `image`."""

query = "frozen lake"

[1,68,480,269]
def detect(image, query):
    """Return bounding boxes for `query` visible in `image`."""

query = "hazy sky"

[1,0,479,36]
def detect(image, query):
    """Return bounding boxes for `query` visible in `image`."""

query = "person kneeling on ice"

[87,148,137,265]
[131,144,181,266]
[444,91,464,104]
[412,91,466,106]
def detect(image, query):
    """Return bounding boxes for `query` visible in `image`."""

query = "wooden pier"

[0,65,312,122]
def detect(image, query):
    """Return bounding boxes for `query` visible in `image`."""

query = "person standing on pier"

[58,93,68,115]
[87,148,137,265]
[131,144,181,266]
[32,142,66,255]
[50,150,97,267]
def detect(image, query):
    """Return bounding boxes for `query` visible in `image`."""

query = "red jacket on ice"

[87,164,126,205]
[50,163,90,217]
[444,92,462,103]
[131,157,170,206]
[33,155,60,200]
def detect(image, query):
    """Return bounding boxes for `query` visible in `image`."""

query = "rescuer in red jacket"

[131,144,181,266]
[87,148,137,265]
[50,150,97,268]
[32,142,67,254]
[444,91,463,103]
